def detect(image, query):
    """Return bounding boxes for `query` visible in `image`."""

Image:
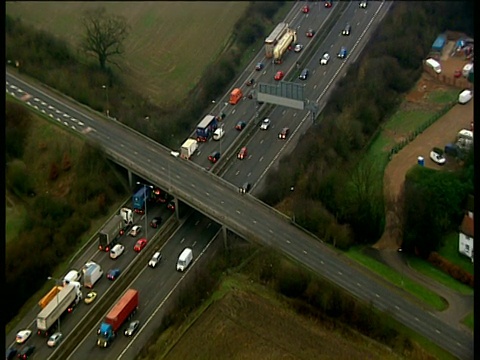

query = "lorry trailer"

[36,283,82,336]
[38,285,63,309]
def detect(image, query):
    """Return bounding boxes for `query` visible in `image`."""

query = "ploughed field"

[6,1,248,106]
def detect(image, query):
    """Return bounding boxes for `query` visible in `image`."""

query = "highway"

[5,1,473,359]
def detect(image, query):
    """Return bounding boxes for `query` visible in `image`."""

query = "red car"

[306,29,315,38]
[325,1,332,8]
[302,5,309,13]
[454,69,462,78]
[134,238,148,252]
[278,127,290,140]
[274,71,284,81]
[237,146,248,160]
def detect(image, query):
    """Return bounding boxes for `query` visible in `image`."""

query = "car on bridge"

[150,216,162,228]
[47,332,63,348]
[148,251,162,268]
[294,43,304,53]
[84,291,97,304]
[239,182,251,194]
[299,68,309,80]
[124,320,140,336]
[306,29,315,38]
[325,0,332,8]
[274,71,285,81]
[107,268,121,281]
[359,0,367,8]
[208,151,221,163]
[260,118,271,130]
[342,23,351,36]
[129,225,142,237]
[255,62,264,71]
[235,121,247,130]
[302,5,309,13]
[337,46,348,59]
[278,127,290,140]
[110,244,125,259]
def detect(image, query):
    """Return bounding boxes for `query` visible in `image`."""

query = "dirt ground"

[374,51,473,250]
[163,289,420,360]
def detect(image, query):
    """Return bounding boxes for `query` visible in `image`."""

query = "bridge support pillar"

[174,197,180,220]
[222,225,228,251]
[127,170,133,188]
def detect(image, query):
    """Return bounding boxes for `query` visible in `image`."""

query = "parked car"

[278,127,290,140]
[337,46,347,59]
[15,330,32,344]
[320,52,330,65]
[150,217,162,228]
[47,332,63,348]
[260,118,271,130]
[208,151,221,163]
[134,238,148,252]
[342,23,351,36]
[299,68,309,80]
[148,251,162,268]
[237,146,248,160]
[124,320,140,336]
[17,345,35,360]
[255,62,264,71]
[274,71,284,81]
[235,121,247,130]
[305,29,315,38]
[84,291,97,304]
[110,244,125,259]
[129,225,142,237]
[294,43,304,53]
[107,268,121,281]
[430,147,446,165]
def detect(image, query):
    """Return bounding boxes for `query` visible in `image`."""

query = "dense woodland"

[5,1,474,326]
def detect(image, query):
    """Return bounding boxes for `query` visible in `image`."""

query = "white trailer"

[36,283,82,336]
[84,263,103,288]
[180,138,198,159]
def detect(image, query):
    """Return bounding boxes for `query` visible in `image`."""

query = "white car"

[148,251,162,268]
[16,329,32,344]
[320,52,330,65]
[129,225,142,237]
[430,148,446,165]
[294,43,304,53]
[110,244,125,259]
[260,118,271,130]
[47,332,63,347]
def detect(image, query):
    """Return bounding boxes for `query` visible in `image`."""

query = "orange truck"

[38,285,63,309]
[229,88,243,105]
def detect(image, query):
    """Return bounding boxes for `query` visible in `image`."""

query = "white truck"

[36,282,82,336]
[180,138,198,159]
[84,262,103,288]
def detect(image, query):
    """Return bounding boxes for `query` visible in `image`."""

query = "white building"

[458,212,474,263]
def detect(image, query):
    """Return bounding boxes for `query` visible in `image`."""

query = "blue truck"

[196,115,218,142]
[132,186,152,214]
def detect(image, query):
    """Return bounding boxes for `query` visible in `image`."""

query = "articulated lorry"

[38,285,63,309]
[273,29,297,64]
[36,282,82,336]
[180,138,198,159]
[97,288,139,348]
[98,208,133,251]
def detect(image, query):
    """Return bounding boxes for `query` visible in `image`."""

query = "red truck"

[97,289,139,347]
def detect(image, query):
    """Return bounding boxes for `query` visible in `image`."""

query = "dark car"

[337,46,347,59]
[167,199,175,211]
[208,151,221,163]
[6,348,17,360]
[278,127,290,140]
[245,78,255,86]
[299,68,309,80]
[107,268,121,281]
[150,216,162,228]
[305,29,315,38]
[342,23,351,36]
[325,0,332,8]
[239,182,251,194]
[235,121,246,131]
[17,345,35,360]
[255,62,264,71]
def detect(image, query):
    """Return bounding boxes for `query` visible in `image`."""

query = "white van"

[213,127,225,141]
[425,58,442,74]
[63,270,81,285]
[458,89,472,104]
[176,248,193,272]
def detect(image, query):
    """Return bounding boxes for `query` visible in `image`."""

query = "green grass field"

[6,1,249,106]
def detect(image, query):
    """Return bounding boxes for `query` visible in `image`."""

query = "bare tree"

[81,7,130,70]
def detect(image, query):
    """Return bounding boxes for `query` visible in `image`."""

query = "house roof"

[459,214,474,238]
